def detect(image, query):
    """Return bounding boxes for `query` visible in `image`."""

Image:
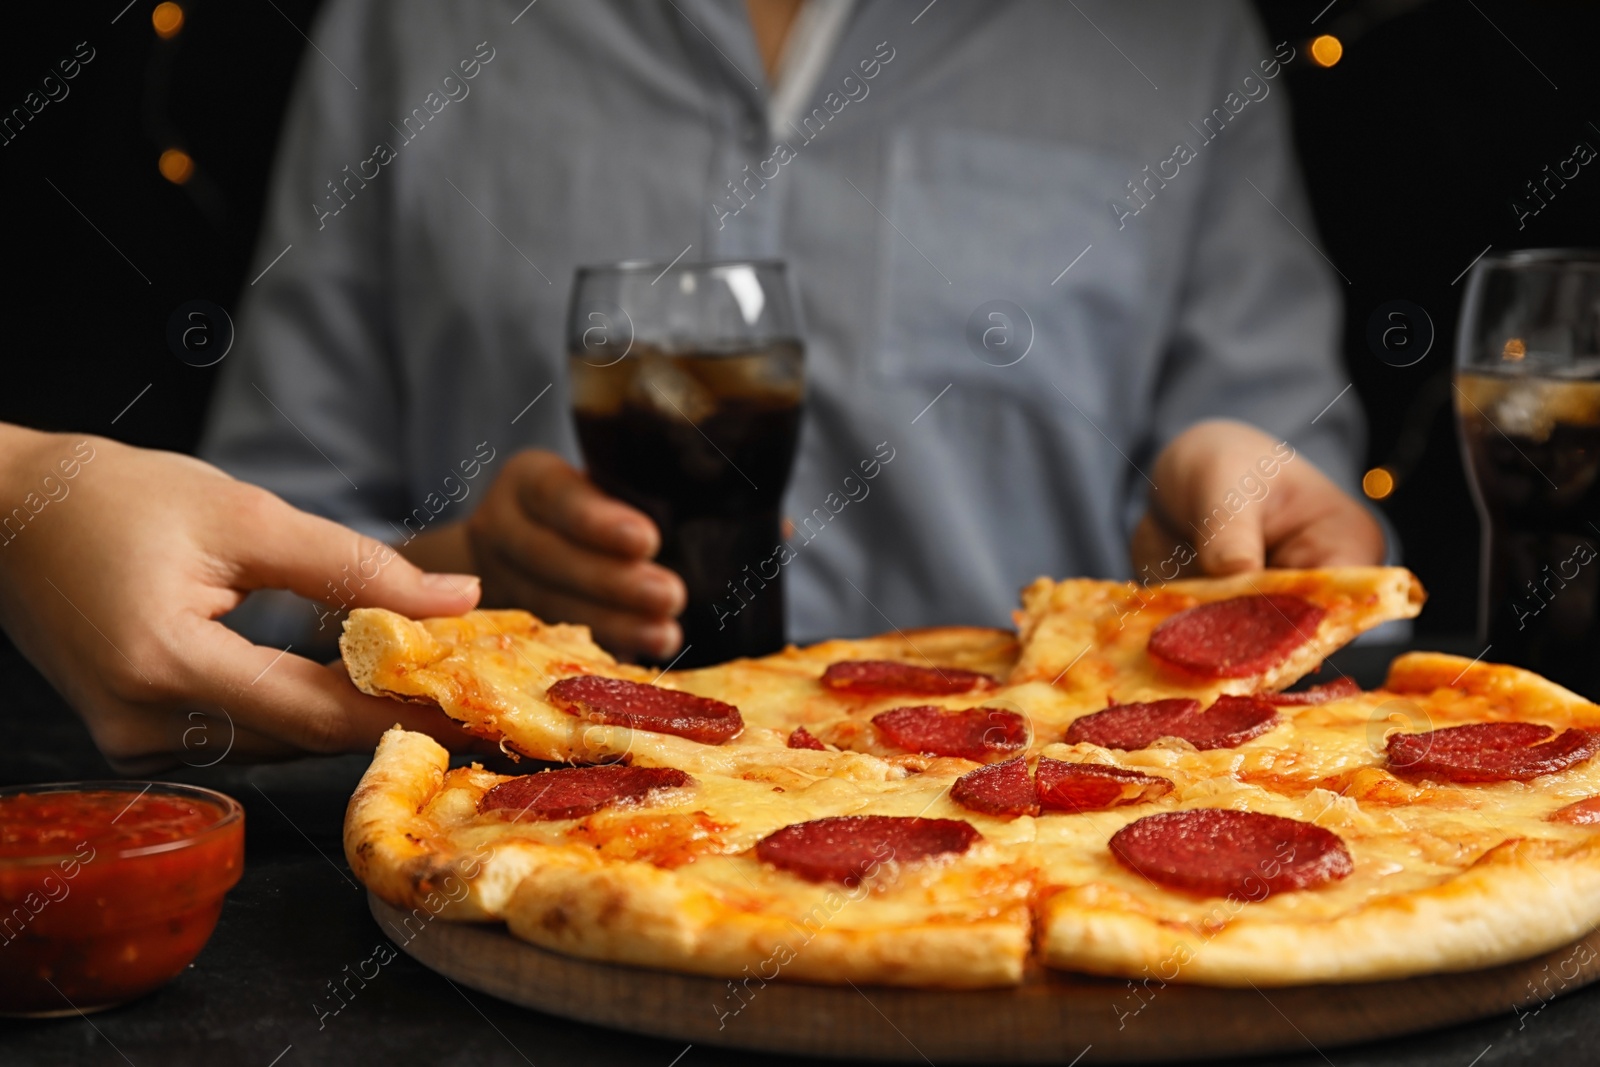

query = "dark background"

[3,0,1599,636]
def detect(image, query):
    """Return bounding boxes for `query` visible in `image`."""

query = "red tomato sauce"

[0,786,244,1015]
[0,791,223,858]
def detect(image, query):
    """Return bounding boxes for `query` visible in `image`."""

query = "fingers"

[1144,420,1386,579]
[230,488,481,617]
[100,719,298,777]
[178,622,487,755]
[318,659,490,752]
[1149,432,1271,577]
[509,451,660,559]
[479,558,683,660]
[1259,474,1388,569]
[86,608,547,767]
[1188,488,1268,576]
[1129,512,1203,580]
[465,449,685,655]
[482,504,685,616]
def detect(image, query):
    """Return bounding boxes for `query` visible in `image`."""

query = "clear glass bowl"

[0,780,245,1016]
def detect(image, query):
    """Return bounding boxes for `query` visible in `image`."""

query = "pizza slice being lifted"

[339,567,1423,779]
[340,605,1021,775]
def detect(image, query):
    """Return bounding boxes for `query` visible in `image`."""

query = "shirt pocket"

[873,126,1151,426]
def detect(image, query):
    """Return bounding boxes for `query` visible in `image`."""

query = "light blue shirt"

[201,0,1365,645]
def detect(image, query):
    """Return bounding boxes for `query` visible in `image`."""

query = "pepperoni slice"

[1262,678,1362,706]
[545,675,743,744]
[1147,594,1326,678]
[755,815,980,884]
[1065,699,1199,749]
[951,757,1038,817]
[1035,758,1172,814]
[478,765,692,821]
[1064,696,1277,751]
[1551,796,1600,825]
[787,726,826,751]
[1386,722,1598,783]
[821,660,996,696]
[1184,696,1282,748]
[872,705,1028,762]
[1109,809,1353,898]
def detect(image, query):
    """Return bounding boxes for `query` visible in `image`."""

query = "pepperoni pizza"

[342,566,1600,989]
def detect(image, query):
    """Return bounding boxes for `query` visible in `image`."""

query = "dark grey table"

[1,637,1594,1067]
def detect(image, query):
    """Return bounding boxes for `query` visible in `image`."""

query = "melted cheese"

[431,759,1033,939]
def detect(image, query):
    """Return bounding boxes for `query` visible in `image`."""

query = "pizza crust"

[343,726,473,915]
[1386,652,1600,726]
[499,849,1031,989]
[344,726,545,921]
[1041,834,1600,986]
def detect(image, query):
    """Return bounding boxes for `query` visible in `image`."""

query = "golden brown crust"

[1385,652,1600,727]
[499,850,1031,989]
[343,726,463,912]
[344,727,603,922]
[1041,835,1600,986]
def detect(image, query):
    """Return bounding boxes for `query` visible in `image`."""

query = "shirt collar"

[767,0,856,137]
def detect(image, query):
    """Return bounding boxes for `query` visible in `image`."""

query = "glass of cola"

[567,260,804,668]
[1456,249,1600,697]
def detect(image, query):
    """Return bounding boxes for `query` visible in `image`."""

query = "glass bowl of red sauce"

[0,781,244,1016]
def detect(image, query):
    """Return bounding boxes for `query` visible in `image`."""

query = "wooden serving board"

[371,893,1600,1063]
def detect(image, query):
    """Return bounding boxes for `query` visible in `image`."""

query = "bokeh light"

[1362,467,1395,500]
[159,148,195,185]
[1310,35,1343,68]
[152,3,184,38]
